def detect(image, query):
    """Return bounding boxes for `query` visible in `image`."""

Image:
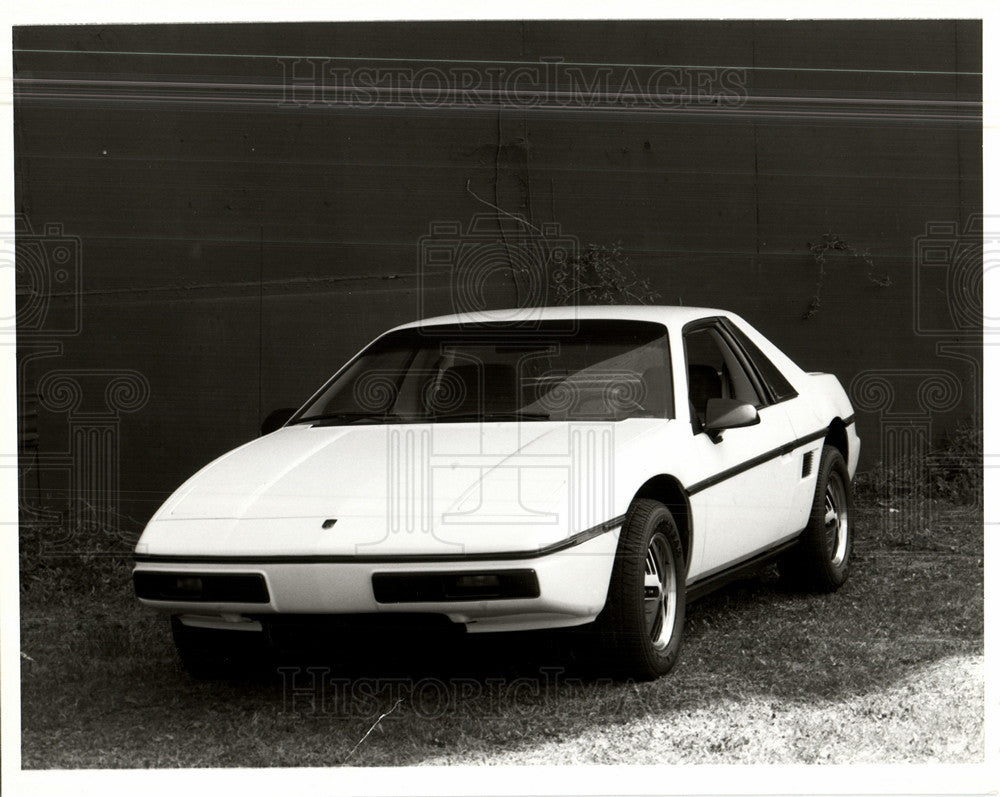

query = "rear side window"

[725,322,798,402]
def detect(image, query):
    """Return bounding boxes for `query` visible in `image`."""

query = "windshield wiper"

[287,412,400,426]
[432,411,551,423]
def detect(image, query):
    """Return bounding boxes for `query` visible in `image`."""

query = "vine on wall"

[552,242,659,306]
[804,233,892,320]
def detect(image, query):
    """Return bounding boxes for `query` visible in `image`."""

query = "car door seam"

[684,427,829,496]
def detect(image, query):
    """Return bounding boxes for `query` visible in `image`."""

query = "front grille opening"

[134,571,270,603]
[372,569,540,603]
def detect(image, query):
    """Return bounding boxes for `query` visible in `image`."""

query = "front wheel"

[594,499,686,680]
[780,444,853,592]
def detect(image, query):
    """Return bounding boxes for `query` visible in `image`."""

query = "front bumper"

[132,527,621,634]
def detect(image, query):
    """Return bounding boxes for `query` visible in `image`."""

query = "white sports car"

[133,306,859,679]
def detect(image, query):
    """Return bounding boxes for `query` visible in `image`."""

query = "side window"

[684,325,764,428]
[725,323,798,402]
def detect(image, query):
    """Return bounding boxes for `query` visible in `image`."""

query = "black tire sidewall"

[598,499,686,679]
[793,445,853,591]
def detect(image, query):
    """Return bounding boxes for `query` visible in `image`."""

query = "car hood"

[139,420,666,557]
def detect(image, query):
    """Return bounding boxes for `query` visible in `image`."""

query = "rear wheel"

[780,444,853,592]
[594,499,686,680]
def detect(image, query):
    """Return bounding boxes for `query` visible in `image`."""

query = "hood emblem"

[322,518,338,529]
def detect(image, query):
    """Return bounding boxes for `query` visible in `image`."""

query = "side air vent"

[802,450,815,478]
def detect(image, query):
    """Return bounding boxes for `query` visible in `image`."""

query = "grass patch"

[18,498,983,767]
[854,419,983,506]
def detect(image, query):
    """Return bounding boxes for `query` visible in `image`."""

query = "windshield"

[292,320,672,425]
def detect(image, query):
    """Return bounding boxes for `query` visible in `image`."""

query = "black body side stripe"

[685,427,829,496]
[133,514,628,566]
[135,421,854,566]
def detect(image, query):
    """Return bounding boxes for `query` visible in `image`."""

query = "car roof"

[389,305,737,332]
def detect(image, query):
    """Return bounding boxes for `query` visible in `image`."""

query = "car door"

[720,316,828,537]
[682,320,800,577]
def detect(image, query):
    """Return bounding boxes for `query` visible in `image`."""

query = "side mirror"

[260,407,297,436]
[703,398,760,443]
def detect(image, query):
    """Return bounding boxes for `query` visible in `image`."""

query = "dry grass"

[19,499,983,767]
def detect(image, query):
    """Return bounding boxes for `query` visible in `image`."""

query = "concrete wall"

[13,20,982,529]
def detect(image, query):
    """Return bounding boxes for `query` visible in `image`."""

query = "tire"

[594,499,686,680]
[780,444,853,592]
[170,616,264,679]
